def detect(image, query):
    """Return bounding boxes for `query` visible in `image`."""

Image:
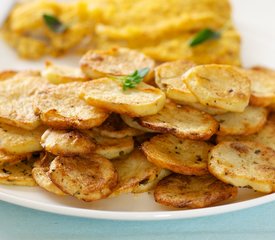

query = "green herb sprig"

[43,14,67,33]
[189,28,221,47]
[119,68,150,90]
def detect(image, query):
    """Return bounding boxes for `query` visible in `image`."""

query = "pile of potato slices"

[1,0,240,65]
[0,47,275,209]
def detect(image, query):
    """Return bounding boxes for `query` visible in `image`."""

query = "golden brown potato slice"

[0,157,37,186]
[32,154,66,196]
[0,150,29,167]
[214,106,268,136]
[49,155,118,201]
[80,47,155,82]
[93,114,144,138]
[183,64,251,112]
[34,82,109,129]
[154,60,197,103]
[139,101,219,140]
[243,67,275,107]
[216,113,275,150]
[42,61,89,84]
[41,129,96,156]
[0,71,47,130]
[154,174,237,208]
[80,78,166,117]
[209,141,275,193]
[83,130,134,159]
[120,115,157,132]
[111,149,170,196]
[0,70,17,81]
[0,123,44,154]
[142,134,212,175]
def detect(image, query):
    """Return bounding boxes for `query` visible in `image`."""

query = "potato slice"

[111,149,170,196]
[154,174,237,208]
[183,64,251,112]
[42,61,89,84]
[139,101,219,140]
[244,67,275,107]
[214,106,268,136]
[216,113,275,150]
[0,70,17,81]
[93,114,144,138]
[0,123,44,154]
[83,130,134,159]
[0,71,47,130]
[0,157,37,186]
[155,60,197,103]
[209,141,275,193]
[80,47,155,82]
[34,82,109,129]
[0,150,30,166]
[49,155,118,201]
[41,129,96,156]
[32,154,66,196]
[142,134,212,175]
[80,78,166,117]
[120,115,157,132]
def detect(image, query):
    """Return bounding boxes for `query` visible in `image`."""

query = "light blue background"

[0,200,275,240]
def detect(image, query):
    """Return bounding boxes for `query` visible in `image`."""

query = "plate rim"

[0,191,275,221]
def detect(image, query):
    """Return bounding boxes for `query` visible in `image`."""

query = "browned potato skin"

[142,134,212,175]
[49,155,118,202]
[0,71,17,81]
[139,101,219,140]
[0,150,30,166]
[154,174,237,209]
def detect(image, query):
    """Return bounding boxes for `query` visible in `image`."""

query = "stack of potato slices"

[0,47,274,209]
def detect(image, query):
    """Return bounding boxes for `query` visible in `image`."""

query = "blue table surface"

[0,200,275,240]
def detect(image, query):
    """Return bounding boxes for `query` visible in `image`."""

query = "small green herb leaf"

[189,28,221,47]
[43,14,67,33]
[121,67,150,90]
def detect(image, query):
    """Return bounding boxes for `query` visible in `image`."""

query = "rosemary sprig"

[189,28,221,47]
[43,14,67,33]
[120,68,150,90]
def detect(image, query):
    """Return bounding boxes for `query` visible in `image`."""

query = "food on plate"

[142,134,212,175]
[154,174,238,208]
[0,71,47,130]
[34,82,109,129]
[83,130,134,159]
[32,153,66,195]
[216,114,275,150]
[41,129,96,156]
[49,155,118,201]
[209,141,275,193]
[139,101,219,140]
[80,78,166,117]
[92,114,144,138]
[0,123,44,154]
[80,48,155,82]
[0,157,37,186]
[111,149,170,196]
[182,64,251,112]
[214,106,268,136]
[242,67,275,107]
[1,0,240,65]
[42,61,89,84]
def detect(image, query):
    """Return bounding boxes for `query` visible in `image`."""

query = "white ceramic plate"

[0,0,275,221]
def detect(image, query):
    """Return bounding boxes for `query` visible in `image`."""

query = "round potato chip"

[120,115,157,133]
[214,106,268,136]
[41,129,96,156]
[0,150,30,167]
[80,47,155,82]
[49,155,118,201]
[209,141,275,193]
[80,78,166,117]
[154,174,237,208]
[142,134,212,175]
[139,101,219,140]
[183,64,250,112]
[34,82,109,129]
